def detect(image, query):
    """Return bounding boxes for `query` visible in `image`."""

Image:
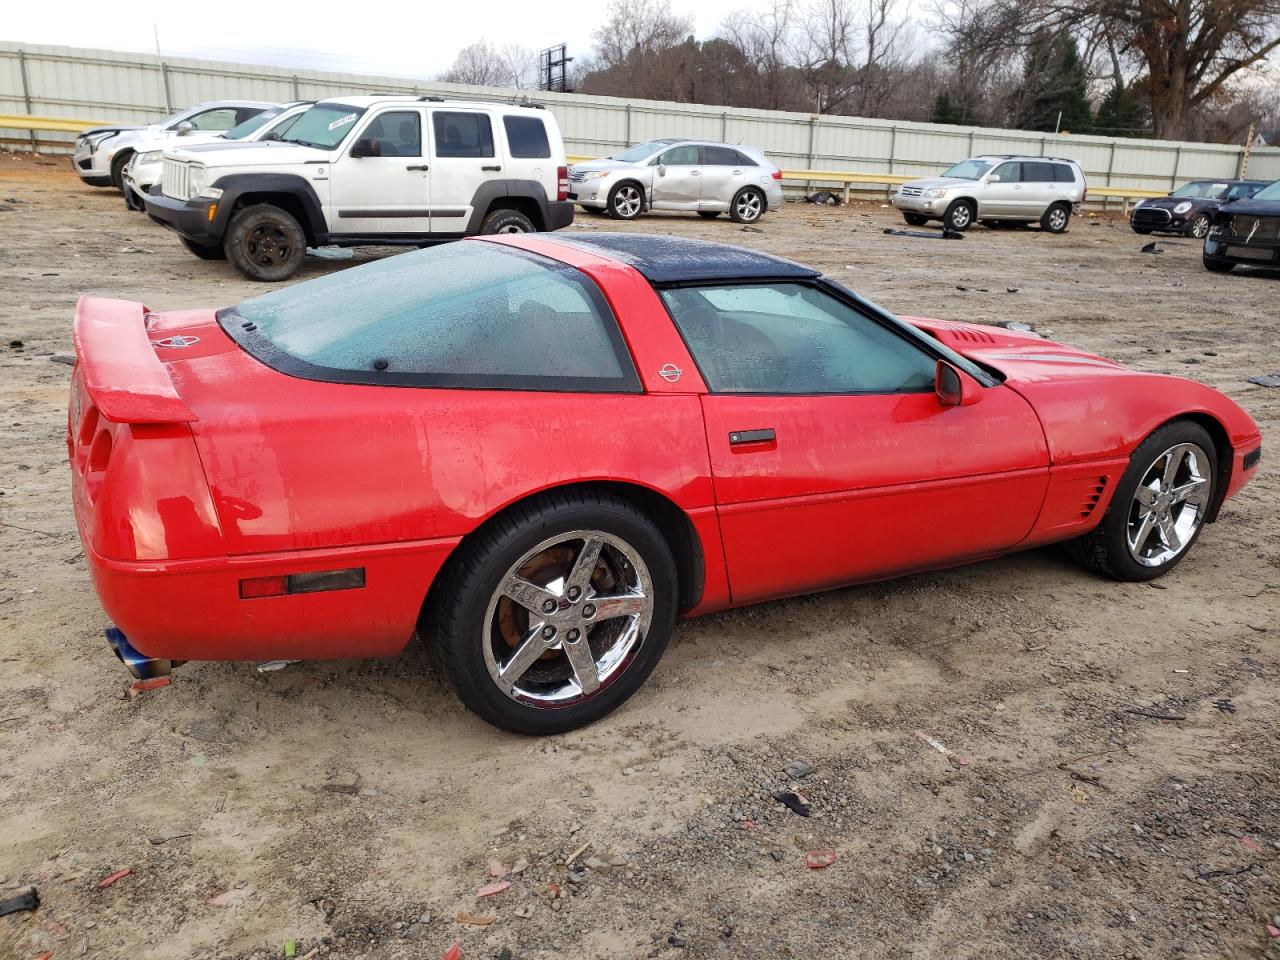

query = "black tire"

[480,207,536,234]
[223,204,306,282]
[1132,226,1153,235]
[1187,214,1211,240]
[430,491,677,734]
[698,211,721,219]
[1041,202,1071,233]
[902,212,929,227]
[1064,420,1218,582]
[180,236,226,261]
[1203,257,1235,273]
[943,199,975,232]
[124,187,145,212]
[607,181,644,220]
[729,187,766,224]
[981,219,1001,229]
[109,152,132,191]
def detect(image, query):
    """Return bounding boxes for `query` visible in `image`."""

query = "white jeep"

[145,96,573,281]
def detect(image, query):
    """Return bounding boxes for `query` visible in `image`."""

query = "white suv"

[144,96,573,281]
[891,156,1087,233]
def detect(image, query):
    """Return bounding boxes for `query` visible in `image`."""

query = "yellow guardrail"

[0,113,110,134]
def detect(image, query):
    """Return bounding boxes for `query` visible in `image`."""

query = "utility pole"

[1238,123,1257,179]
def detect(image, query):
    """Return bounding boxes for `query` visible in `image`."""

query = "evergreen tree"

[932,91,978,125]
[1019,31,1094,134]
[1094,80,1151,137]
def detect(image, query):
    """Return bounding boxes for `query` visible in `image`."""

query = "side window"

[734,150,758,166]
[658,145,701,166]
[234,108,262,125]
[186,108,239,131]
[433,112,494,158]
[1052,164,1076,183]
[1023,162,1055,182]
[270,113,302,139]
[660,282,938,395]
[362,111,422,157]
[704,145,741,166]
[991,161,1022,182]
[503,116,551,159]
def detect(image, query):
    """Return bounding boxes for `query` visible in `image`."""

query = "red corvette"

[69,234,1262,732]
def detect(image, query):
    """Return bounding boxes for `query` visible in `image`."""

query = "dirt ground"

[1,151,1277,960]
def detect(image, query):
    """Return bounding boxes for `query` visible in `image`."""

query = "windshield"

[611,140,677,163]
[1251,180,1280,201]
[223,107,286,141]
[1171,181,1229,199]
[941,159,994,180]
[278,103,367,150]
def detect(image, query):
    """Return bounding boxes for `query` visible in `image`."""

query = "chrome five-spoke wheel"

[1126,442,1212,566]
[609,184,643,220]
[732,189,763,223]
[483,531,654,705]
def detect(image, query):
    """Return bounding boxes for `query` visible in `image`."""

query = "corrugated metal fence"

[4,40,1278,191]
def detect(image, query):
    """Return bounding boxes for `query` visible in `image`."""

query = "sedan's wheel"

[697,211,721,219]
[1132,226,1153,235]
[943,199,974,232]
[1188,214,1211,240]
[730,188,765,224]
[431,492,676,734]
[902,212,929,227]
[607,183,644,220]
[1065,421,1216,581]
[1041,202,1070,233]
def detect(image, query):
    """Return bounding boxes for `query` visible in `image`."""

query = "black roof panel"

[540,233,820,284]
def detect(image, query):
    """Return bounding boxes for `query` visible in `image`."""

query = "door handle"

[728,429,775,445]
[406,164,429,170]
[481,165,502,172]
[690,170,701,176]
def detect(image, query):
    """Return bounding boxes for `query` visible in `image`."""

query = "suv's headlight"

[136,151,162,165]
[924,188,948,198]
[1173,201,1193,214]
[187,165,206,197]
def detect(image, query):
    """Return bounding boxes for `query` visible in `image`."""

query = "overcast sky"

[7,0,748,78]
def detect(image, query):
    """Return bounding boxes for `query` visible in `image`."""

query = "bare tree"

[590,0,695,71]
[793,0,910,114]
[719,0,803,109]
[441,39,539,88]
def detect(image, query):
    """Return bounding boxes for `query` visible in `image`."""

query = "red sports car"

[69,234,1262,733]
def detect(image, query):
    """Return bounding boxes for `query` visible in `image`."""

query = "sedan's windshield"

[223,107,286,141]
[1171,181,1229,199]
[941,159,994,180]
[278,103,367,150]
[611,139,678,163]
[1251,180,1280,201]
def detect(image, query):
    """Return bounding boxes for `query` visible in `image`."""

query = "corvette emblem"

[658,363,682,383]
[152,336,200,349]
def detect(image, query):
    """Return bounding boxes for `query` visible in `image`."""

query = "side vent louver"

[1081,477,1108,518]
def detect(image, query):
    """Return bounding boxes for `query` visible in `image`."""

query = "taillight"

[240,567,366,600]
[771,169,783,180]
[557,165,569,202]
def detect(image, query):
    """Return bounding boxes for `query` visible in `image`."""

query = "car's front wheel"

[1187,214,1211,240]
[902,212,929,227]
[224,204,306,282]
[943,199,975,232]
[1065,420,1217,581]
[607,182,644,220]
[430,491,677,734]
[1132,226,1153,235]
[730,188,765,224]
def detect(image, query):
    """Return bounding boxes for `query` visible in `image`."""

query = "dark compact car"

[1203,179,1280,273]
[1131,179,1269,239]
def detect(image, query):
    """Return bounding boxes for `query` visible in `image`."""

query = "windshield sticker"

[327,113,358,132]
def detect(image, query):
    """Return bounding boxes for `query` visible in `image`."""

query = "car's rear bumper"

[82,535,458,663]
[546,199,574,231]
[144,190,222,245]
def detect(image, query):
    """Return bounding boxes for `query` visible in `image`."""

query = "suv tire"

[181,237,227,261]
[902,212,929,227]
[729,187,765,224]
[1203,256,1235,273]
[1041,202,1071,233]
[943,199,975,232]
[224,203,307,282]
[481,208,536,234]
[607,182,645,220]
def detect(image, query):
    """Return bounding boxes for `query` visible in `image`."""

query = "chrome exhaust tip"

[105,627,173,680]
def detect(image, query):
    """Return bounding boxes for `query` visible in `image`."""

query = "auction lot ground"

[1,151,1277,960]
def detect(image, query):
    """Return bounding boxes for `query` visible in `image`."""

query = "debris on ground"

[97,868,131,889]
[805,191,842,206]
[256,659,299,673]
[284,941,298,958]
[208,887,251,907]
[784,760,817,780]
[1247,371,1280,387]
[913,730,969,767]
[487,858,506,878]
[0,885,39,916]
[1141,242,1162,253]
[147,832,192,845]
[49,354,76,366]
[1214,699,1237,714]
[1071,785,1090,804]
[305,246,354,260]
[456,911,495,926]
[1125,707,1187,721]
[740,225,764,233]
[564,840,591,865]
[126,676,172,699]
[477,881,511,898]
[883,228,964,240]
[772,791,811,817]
[442,944,463,960]
[804,849,838,869]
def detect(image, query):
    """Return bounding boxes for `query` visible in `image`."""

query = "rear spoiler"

[72,296,197,423]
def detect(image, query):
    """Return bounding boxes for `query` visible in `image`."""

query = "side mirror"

[350,138,381,158]
[176,121,195,136]
[986,173,1001,183]
[259,130,280,142]
[936,360,983,407]
[657,164,667,177]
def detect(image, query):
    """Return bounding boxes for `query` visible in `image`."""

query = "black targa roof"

[541,234,820,285]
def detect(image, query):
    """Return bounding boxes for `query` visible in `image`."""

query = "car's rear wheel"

[698,211,721,219]
[902,212,929,227]
[224,204,306,282]
[1188,214,1211,240]
[1041,202,1071,233]
[430,491,677,734]
[607,182,644,220]
[1203,256,1235,273]
[180,236,226,260]
[1065,420,1216,581]
[943,199,974,232]
[730,187,765,224]
[481,208,536,234]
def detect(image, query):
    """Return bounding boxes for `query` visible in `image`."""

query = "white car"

[569,139,783,224]
[72,101,276,192]
[123,102,312,210]
[145,96,574,280]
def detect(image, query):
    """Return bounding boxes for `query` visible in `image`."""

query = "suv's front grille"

[900,186,923,197]
[162,159,190,201]
[1229,214,1280,241]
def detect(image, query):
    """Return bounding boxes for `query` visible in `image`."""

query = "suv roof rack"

[418,95,446,102]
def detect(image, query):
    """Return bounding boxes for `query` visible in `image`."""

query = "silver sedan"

[569,139,784,224]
